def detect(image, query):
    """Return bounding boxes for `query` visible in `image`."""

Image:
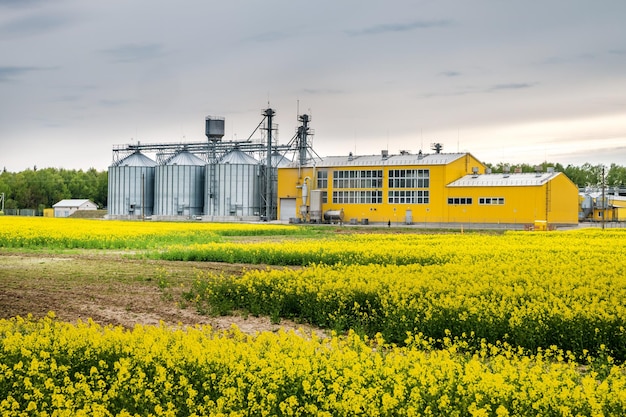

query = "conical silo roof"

[116,151,157,167]
[166,150,205,166]
[220,149,258,165]
[262,151,291,168]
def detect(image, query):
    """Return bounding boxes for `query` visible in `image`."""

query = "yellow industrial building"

[277,150,579,227]
[579,192,626,222]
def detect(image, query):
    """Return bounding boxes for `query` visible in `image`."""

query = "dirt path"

[0,251,319,335]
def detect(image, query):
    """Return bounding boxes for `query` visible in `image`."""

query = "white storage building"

[53,199,98,218]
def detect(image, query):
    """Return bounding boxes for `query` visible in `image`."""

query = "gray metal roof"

[220,149,258,165]
[116,151,157,167]
[447,172,560,187]
[285,152,468,168]
[53,199,94,207]
[165,150,206,166]
[582,192,626,201]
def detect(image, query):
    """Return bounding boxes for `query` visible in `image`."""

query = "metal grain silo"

[265,151,292,168]
[154,150,205,217]
[107,151,156,218]
[205,149,260,218]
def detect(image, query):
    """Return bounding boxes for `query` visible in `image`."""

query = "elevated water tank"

[205,116,225,141]
[205,149,260,217]
[154,150,205,216]
[108,151,156,217]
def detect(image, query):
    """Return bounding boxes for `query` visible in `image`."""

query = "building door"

[279,198,296,221]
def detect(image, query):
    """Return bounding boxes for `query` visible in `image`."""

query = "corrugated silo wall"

[205,164,260,216]
[154,165,205,216]
[107,166,155,216]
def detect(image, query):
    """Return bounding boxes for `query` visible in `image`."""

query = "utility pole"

[602,166,606,230]
[141,173,145,221]
[0,192,4,212]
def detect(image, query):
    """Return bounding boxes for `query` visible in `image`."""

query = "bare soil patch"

[0,251,319,335]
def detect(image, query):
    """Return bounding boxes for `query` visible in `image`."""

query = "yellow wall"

[276,155,578,225]
[590,208,618,222]
[546,173,579,224]
[611,199,626,209]
[276,167,309,202]
[445,174,578,225]
[277,154,485,223]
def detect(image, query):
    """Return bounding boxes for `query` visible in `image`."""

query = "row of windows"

[448,197,473,205]
[334,170,383,178]
[325,193,506,205]
[332,191,383,204]
[388,169,429,179]
[332,170,384,189]
[448,197,507,205]
[331,191,431,204]
[389,178,429,188]
[334,178,384,189]
[319,169,430,190]
[388,190,429,204]
[479,197,505,205]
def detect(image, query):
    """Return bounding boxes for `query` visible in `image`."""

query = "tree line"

[0,167,108,212]
[484,162,626,189]
[0,162,625,212]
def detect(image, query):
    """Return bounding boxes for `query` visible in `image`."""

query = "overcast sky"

[1,0,625,172]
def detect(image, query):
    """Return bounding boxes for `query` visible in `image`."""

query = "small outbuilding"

[53,199,98,218]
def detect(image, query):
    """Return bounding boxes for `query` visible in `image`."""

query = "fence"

[1,209,44,216]
[578,221,626,229]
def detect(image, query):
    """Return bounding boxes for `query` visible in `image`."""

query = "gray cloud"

[0,66,45,82]
[99,98,132,108]
[53,94,82,103]
[421,82,536,99]
[100,43,165,63]
[246,31,290,43]
[0,12,72,37]
[302,88,345,95]
[420,89,470,99]
[488,83,536,91]
[0,0,48,8]
[345,20,451,36]
[1,1,624,171]
[540,52,598,66]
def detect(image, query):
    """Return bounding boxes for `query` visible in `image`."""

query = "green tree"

[606,163,626,187]
[562,163,604,188]
[36,168,71,207]
[12,170,38,209]
[94,169,108,208]
[0,168,109,210]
